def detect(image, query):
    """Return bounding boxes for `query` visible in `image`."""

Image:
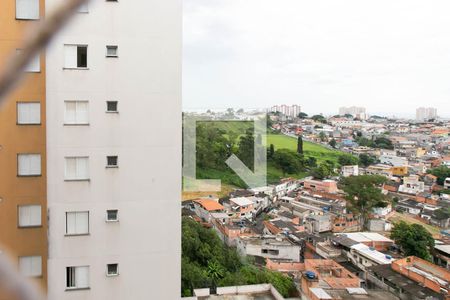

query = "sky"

[183,0,450,117]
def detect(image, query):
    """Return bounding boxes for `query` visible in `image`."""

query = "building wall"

[0,0,47,293]
[45,0,181,299]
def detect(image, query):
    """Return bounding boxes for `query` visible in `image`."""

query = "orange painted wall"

[0,0,47,295]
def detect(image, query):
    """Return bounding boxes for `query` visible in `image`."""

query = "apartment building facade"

[1,0,181,299]
[0,0,48,295]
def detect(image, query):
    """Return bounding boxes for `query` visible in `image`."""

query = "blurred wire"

[0,0,88,299]
[0,0,89,105]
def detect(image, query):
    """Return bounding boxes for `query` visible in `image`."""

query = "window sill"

[64,179,90,182]
[106,273,119,277]
[63,67,90,70]
[65,233,90,237]
[17,174,42,178]
[106,111,119,114]
[18,225,43,229]
[17,123,42,126]
[63,123,90,126]
[106,166,118,169]
[65,287,90,292]
[106,220,119,223]
[16,18,40,21]
[106,56,119,58]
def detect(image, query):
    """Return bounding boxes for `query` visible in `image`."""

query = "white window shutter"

[66,212,76,234]
[19,205,41,227]
[19,256,42,277]
[64,101,77,124]
[65,157,77,179]
[18,154,40,176]
[18,102,41,124]
[29,154,41,175]
[76,266,89,288]
[16,0,39,20]
[77,157,89,179]
[64,45,78,68]
[77,101,89,124]
[76,212,89,234]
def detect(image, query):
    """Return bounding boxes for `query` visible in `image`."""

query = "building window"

[106,45,118,57]
[18,154,41,176]
[16,0,39,20]
[106,156,118,168]
[106,264,119,276]
[64,101,89,125]
[106,209,119,222]
[66,266,89,290]
[19,256,42,277]
[66,211,89,235]
[106,101,118,113]
[64,45,88,69]
[65,157,89,180]
[17,102,41,125]
[17,50,40,72]
[18,205,42,227]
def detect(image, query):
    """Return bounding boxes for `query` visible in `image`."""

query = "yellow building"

[391,166,409,176]
[0,0,47,294]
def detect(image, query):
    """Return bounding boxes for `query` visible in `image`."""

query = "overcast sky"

[183,0,450,117]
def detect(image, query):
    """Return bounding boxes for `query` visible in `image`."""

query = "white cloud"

[183,0,450,117]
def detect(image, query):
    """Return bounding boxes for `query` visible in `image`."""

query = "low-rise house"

[236,235,301,262]
[396,199,422,215]
[193,198,225,222]
[304,179,338,194]
[365,164,393,178]
[341,165,359,177]
[399,175,425,195]
[335,232,394,251]
[380,154,408,167]
[228,197,255,220]
[346,243,395,271]
[305,214,333,233]
[332,213,360,233]
[434,244,450,269]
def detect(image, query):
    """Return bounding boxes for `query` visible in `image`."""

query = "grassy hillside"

[267,134,342,164]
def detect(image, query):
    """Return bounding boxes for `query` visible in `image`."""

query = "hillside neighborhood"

[182,107,450,300]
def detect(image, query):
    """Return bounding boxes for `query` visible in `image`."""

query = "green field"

[267,134,343,164]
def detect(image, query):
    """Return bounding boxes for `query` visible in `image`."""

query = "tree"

[391,221,434,260]
[311,162,332,180]
[328,139,337,149]
[297,136,304,154]
[338,154,359,166]
[359,154,377,167]
[273,149,304,175]
[306,157,317,168]
[373,137,394,150]
[268,144,275,159]
[319,132,327,142]
[312,115,327,123]
[429,166,450,185]
[297,112,308,119]
[237,129,254,170]
[340,175,388,229]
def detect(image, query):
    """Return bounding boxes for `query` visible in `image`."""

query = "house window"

[106,101,118,113]
[65,157,89,180]
[64,45,88,69]
[106,209,119,222]
[66,211,89,235]
[64,101,89,125]
[18,205,42,227]
[106,45,118,57]
[16,0,39,20]
[19,256,42,277]
[17,50,40,72]
[106,156,118,168]
[17,102,40,124]
[106,264,119,276]
[66,266,89,290]
[18,154,41,176]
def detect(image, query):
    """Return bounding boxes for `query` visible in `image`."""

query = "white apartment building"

[338,106,367,120]
[270,104,301,118]
[416,107,438,121]
[45,1,181,299]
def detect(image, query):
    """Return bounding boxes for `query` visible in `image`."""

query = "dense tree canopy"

[429,166,450,186]
[338,154,359,166]
[273,149,305,175]
[390,221,434,260]
[359,154,377,167]
[340,175,388,228]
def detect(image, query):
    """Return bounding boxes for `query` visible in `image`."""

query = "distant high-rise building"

[339,106,367,120]
[270,104,302,118]
[416,107,438,121]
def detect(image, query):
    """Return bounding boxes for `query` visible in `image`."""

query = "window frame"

[17,153,42,177]
[106,101,119,113]
[66,266,90,291]
[64,156,90,181]
[15,0,40,20]
[64,100,89,126]
[16,101,41,125]
[106,156,118,168]
[106,45,118,58]
[18,256,42,278]
[65,211,90,236]
[106,263,119,277]
[63,44,89,70]
[106,209,119,222]
[17,204,42,228]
